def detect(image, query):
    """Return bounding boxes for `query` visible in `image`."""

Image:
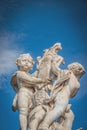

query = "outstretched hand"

[42,78,52,85]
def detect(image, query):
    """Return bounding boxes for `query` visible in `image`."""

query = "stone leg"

[29,107,45,130]
[39,103,67,130]
[18,92,31,130]
[50,122,66,130]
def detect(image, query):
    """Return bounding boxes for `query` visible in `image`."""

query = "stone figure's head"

[16,53,34,71]
[68,62,85,78]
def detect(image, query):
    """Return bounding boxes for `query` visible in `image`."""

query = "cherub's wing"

[10,72,18,93]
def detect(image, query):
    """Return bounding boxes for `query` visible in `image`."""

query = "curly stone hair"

[68,62,85,77]
[16,53,34,67]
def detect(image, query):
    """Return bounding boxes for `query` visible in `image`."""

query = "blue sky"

[0,0,87,130]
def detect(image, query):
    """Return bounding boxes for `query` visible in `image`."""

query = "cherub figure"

[10,53,50,130]
[39,62,85,130]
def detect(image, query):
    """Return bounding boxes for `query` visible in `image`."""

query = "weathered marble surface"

[11,43,85,130]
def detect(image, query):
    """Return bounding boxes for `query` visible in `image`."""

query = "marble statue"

[10,43,85,130]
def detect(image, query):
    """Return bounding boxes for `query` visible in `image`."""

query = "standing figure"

[39,62,85,130]
[10,53,49,130]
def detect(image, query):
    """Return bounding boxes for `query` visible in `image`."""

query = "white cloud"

[0,32,24,75]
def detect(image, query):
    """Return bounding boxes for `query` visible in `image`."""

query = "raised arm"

[17,71,47,86]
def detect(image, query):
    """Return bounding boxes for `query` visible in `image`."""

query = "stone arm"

[17,71,48,86]
[70,73,80,98]
[70,86,80,98]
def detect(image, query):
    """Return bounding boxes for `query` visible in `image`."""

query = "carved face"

[16,54,34,71]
